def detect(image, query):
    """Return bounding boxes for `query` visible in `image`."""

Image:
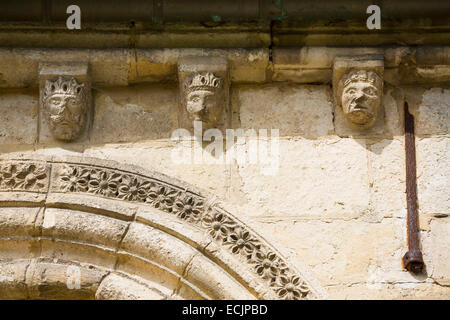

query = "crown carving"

[341,70,381,88]
[185,72,222,93]
[42,76,86,102]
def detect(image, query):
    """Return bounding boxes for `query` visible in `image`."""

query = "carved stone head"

[184,72,223,128]
[337,70,383,127]
[42,77,88,141]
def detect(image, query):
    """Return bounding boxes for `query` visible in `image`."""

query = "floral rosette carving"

[250,249,288,283]
[201,209,236,242]
[174,195,204,223]
[226,227,260,256]
[0,162,48,192]
[146,185,179,212]
[54,164,312,299]
[118,175,151,202]
[273,275,310,300]
[60,166,90,192]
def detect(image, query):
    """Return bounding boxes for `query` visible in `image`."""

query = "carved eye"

[67,98,81,114]
[346,88,356,95]
[49,97,62,105]
[364,87,377,96]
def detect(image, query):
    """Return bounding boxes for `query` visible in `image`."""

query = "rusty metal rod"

[402,101,425,273]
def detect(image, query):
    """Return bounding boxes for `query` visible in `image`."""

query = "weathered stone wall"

[0,81,448,299]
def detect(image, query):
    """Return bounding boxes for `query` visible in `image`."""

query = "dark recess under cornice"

[0,0,449,48]
[0,0,449,23]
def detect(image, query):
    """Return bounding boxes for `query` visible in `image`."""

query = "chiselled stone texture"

[0,91,38,145]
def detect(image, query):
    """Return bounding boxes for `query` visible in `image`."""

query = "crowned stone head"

[337,69,383,128]
[184,72,224,128]
[42,76,88,141]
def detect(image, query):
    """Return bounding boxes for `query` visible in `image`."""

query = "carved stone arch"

[0,155,327,300]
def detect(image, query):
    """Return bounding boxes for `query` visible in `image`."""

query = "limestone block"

[326,282,448,300]
[132,48,268,83]
[115,251,181,293]
[41,208,129,249]
[0,48,130,88]
[96,274,166,300]
[120,222,198,275]
[415,88,450,136]
[236,138,370,218]
[184,254,256,300]
[428,220,450,285]
[0,207,42,237]
[45,193,137,221]
[368,139,406,219]
[40,239,118,269]
[416,137,450,215]
[0,91,38,144]
[0,239,41,260]
[26,261,107,299]
[136,206,211,249]
[0,260,29,299]
[91,85,178,143]
[252,218,410,290]
[235,84,334,138]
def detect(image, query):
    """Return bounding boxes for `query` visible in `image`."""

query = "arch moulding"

[0,155,327,300]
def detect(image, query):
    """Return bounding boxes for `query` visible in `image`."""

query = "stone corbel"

[333,55,384,130]
[177,56,230,132]
[38,62,92,142]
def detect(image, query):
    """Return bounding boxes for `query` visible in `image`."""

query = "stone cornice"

[0,47,449,88]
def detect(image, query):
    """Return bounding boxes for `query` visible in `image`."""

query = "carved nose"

[354,92,365,101]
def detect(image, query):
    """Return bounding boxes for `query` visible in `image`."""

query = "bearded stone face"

[43,78,87,141]
[186,89,222,126]
[339,70,382,127]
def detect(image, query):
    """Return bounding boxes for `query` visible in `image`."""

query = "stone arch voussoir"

[0,155,327,300]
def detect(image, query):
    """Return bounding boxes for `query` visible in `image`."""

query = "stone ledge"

[0,47,449,88]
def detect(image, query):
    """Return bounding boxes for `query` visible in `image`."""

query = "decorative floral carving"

[174,195,204,222]
[226,227,259,255]
[52,163,312,299]
[87,169,121,197]
[273,275,310,300]
[118,175,150,201]
[0,162,48,191]
[60,166,90,192]
[146,185,179,211]
[251,249,287,282]
[202,210,236,241]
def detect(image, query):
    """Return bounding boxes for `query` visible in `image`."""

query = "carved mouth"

[349,104,367,111]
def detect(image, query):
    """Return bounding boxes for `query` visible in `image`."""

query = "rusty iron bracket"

[402,101,425,273]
